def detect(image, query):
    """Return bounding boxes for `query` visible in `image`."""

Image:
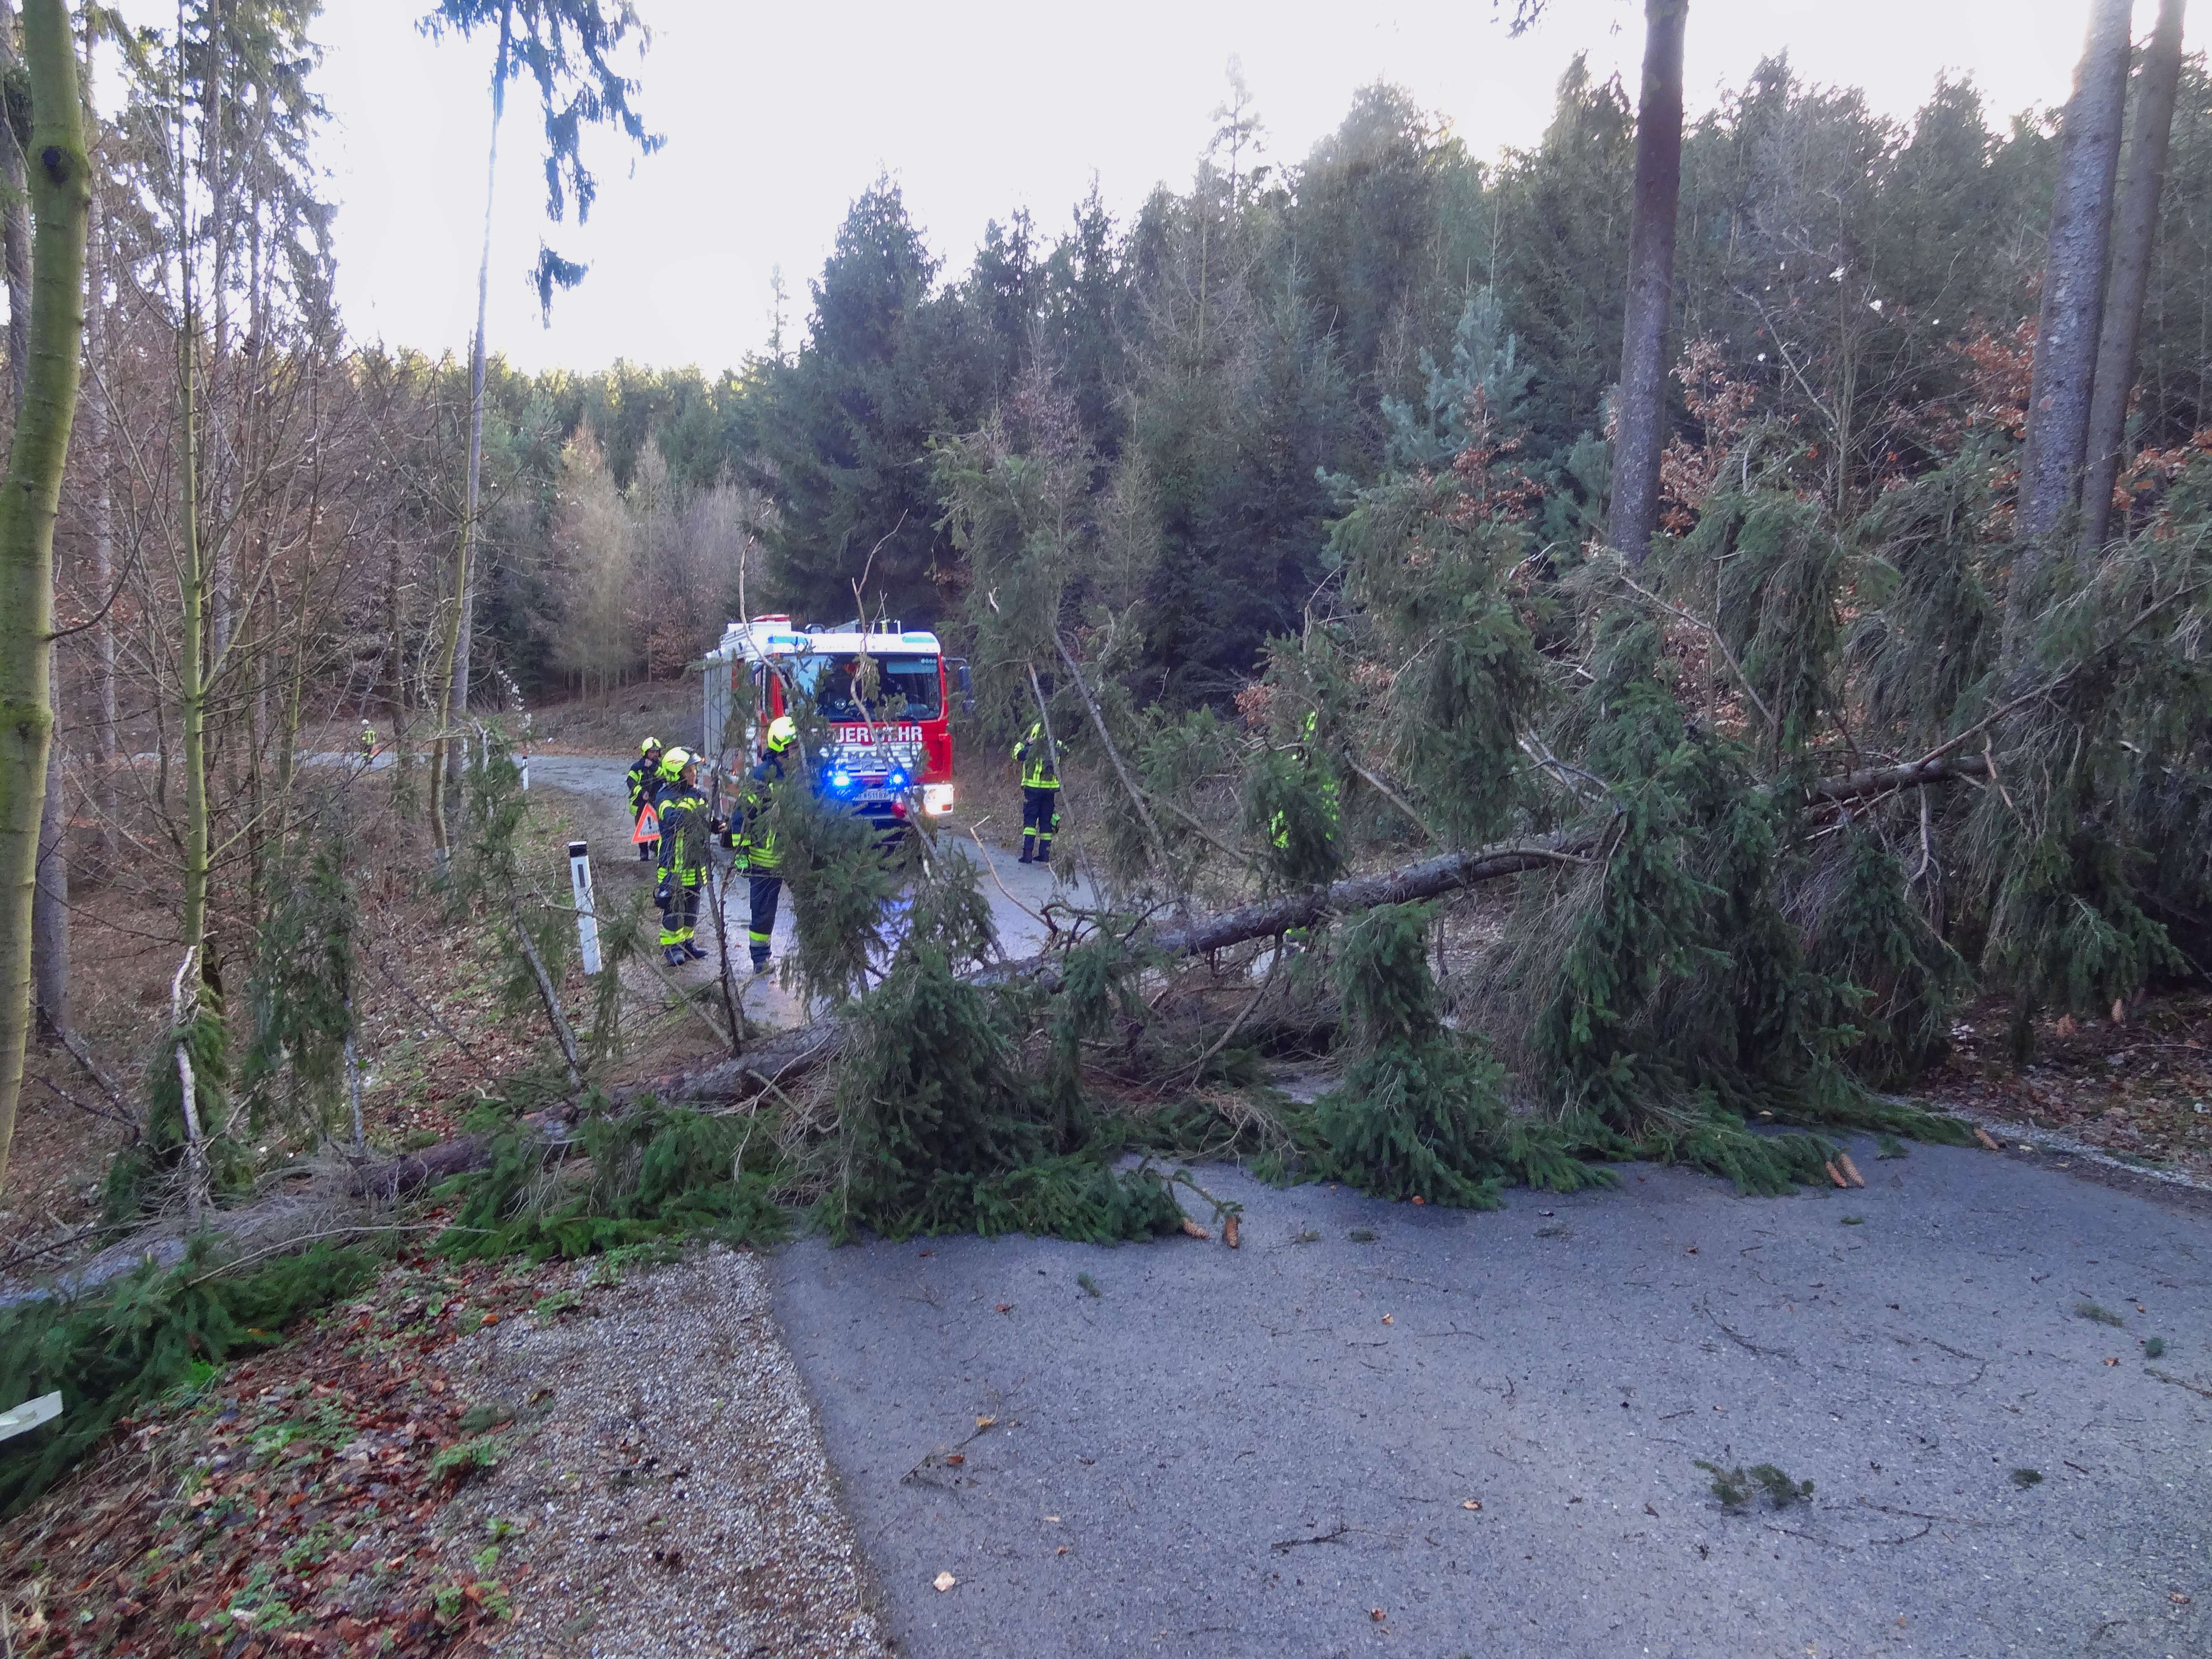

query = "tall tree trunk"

[2014,0,2133,614]
[431,0,512,866]
[203,0,235,665]
[1,0,62,1041]
[0,1,25,412]
[31,656,62,1036]
[178,312,209,994]
[2080,0,2188,553]
[0,0,92,1190]
[1607,0,1688,567]
[88,191,115,873]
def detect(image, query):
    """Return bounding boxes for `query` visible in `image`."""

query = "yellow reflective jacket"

[1013,722,1068,790]
[656,783,711,884]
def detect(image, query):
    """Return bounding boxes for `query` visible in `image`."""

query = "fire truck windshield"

[791,654,943,722]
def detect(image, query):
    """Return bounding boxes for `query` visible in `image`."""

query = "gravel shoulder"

[452,1246,888,1659]
[771,1139,2211,1659]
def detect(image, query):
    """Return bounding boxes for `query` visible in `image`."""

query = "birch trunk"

[0,0,92,1189]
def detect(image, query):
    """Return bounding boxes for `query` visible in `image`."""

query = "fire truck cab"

[700,616,965,831]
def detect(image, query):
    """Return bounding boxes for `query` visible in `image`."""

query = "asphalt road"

[523,753,1089,1029]
[772,1142,2211,1659]
[527,751,2212,1656]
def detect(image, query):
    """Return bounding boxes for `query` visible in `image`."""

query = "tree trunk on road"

[0,0,93,1191]
[2080,0,2188,555]
[1607,0,1688,568]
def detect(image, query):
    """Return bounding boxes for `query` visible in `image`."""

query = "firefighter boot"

[663,944,687,968]
[683,941,710,961]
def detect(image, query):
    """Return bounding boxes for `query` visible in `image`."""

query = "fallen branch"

[1804,753,1992,804]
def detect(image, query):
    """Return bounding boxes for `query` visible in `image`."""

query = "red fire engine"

[700,616,969,830]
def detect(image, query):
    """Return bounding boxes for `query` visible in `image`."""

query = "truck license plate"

[860,787,894,802]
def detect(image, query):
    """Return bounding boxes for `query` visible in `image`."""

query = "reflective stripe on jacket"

[1013,722,1065,791]
[656,783,710,883]
[736,753,787,871]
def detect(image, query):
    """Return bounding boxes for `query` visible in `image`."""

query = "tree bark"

[0,0,91,1191]
[1,0,61,1041]
[431,0,512,865]
[0,0,28,412]
[2015,0,2133,580]
[2080,0,2189,554]
[1607,0,1688,567]
[31,658,64,1036]
[87,193,115,873]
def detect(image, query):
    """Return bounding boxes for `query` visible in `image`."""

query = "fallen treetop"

[627,748,1985,1109]
[12,746,2005,1301]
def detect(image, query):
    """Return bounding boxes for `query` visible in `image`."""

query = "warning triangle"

[633,802,661,844]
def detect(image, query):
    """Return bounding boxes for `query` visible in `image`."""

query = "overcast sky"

[108,0,2212,375]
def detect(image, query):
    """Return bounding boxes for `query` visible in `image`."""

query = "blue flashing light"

[887,770,908,789]
[830,769,853,791]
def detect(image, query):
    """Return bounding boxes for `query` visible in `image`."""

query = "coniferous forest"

[0,6,2209,1645]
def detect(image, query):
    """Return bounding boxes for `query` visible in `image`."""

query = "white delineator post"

[568,840,602,976]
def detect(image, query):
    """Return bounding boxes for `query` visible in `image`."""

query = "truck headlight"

[923,784,955,815]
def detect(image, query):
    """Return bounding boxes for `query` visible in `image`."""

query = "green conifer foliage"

[1524,614,1940,1188]
[1797,828,1973,1088]
[107,1001,237,1218]
[0,1241,379,1516]
[442,1106,787,1262]
[1320,441,1549,848]
[1310,902,1609,1205]
[834,858,1179,1242]
[767,775,905,1009]
[1687,486,1847,764]
[1848,448,2002,749]
[239,835,357,1138]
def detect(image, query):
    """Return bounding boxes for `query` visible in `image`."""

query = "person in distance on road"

[732,716,797,974]
[1013,719,1069,865]
[628,736,664,862]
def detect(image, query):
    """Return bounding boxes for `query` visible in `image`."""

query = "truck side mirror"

[949,658,975,717]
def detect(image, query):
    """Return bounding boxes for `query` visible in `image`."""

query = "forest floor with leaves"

[1915,991,2212,1183]
[0,1242,884,1659]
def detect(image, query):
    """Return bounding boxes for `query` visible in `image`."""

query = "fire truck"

[699,616,969,832]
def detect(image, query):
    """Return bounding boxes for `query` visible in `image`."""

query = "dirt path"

[770,1141,2211,1659]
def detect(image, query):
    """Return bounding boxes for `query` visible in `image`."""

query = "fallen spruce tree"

[615,749,1995,1113]
[83,421,2212,1275]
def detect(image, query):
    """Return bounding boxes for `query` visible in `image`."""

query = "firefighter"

[627,736,664,862]
[654,747,720,966]
[1270,712,1339,954]
[732,716,797,973]
[1013,719,1068,865]
[358,721,376,763]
